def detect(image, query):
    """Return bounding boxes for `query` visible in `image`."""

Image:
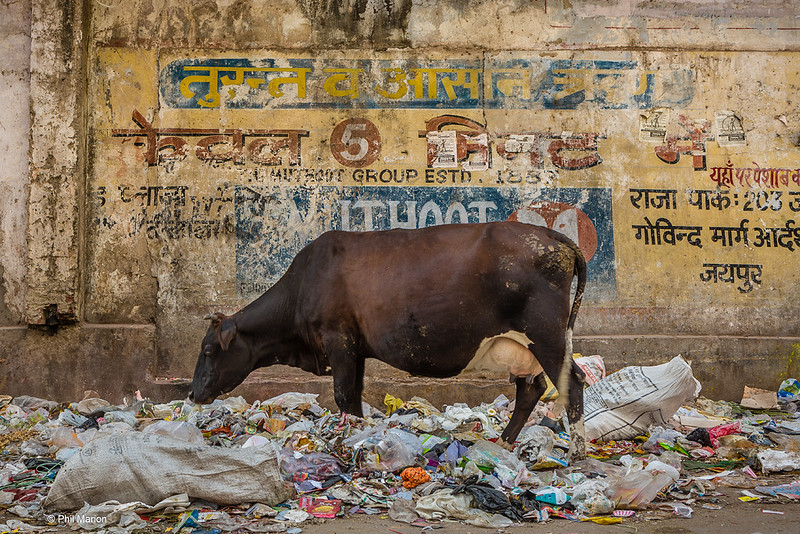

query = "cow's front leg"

[500,372,546,448]
[332,364,364,417]
[324,334,365,417]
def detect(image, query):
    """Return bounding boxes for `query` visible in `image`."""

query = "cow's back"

[290,222,579,377]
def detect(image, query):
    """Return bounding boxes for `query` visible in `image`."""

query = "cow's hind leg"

[323,334,365,417]
[528,338,586,462]
[500,372,547,448]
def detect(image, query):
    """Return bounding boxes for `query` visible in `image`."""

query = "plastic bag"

[416,489,475,520]
[263,392,319,412]
[574,355,606,385]
[48,427,85,449]
[440,440,468,467]
[363,429,423,471]
[142,420,205,445]
[73,501,147,531]
[569,479,614,515]
[666,502,693,518]
[516,425,556,463]
[415,488,512,527]
[453,477,524,521]
[442,403,492,433]
[465,440,530,488]
[101,410,138,426]
[778,378,800,402]
[708,421,741,440]
[384,394,405,415]
[221,396,249,412]
[584,356,701,441]
[419,434,446,453]
[400,467,430,489]
[11,396,57,413]
[643,426,685,452]
[279,448,342,482]
[57,409,88,427]
[345,425,422,471]
[610,460,679,509]
[658,450,685,471]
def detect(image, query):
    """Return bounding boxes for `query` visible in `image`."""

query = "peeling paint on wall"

[89,50,800,345]
[233,185,616,299]
[157,56,694,110]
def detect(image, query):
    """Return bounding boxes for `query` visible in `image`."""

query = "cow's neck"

[235,279,317,373]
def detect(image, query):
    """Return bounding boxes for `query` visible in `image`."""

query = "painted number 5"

[331,118,381,167]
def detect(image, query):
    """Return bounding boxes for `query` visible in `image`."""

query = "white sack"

[584,355,701,441]
[45,433,293,511]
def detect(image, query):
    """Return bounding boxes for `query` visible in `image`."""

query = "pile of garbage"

[1,355,800,532]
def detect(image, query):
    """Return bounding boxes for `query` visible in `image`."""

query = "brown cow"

[190,221,587,459]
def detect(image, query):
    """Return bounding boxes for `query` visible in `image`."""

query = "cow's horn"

[203,313,224,326]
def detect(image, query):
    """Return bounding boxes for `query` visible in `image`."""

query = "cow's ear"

[218,320,237,351]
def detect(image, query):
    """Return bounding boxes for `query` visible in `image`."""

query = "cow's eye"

[203,345,214,356]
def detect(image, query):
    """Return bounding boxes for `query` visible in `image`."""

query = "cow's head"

[189,312,255,404]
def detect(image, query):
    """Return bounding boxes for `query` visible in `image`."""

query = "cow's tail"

[556,241,587,411]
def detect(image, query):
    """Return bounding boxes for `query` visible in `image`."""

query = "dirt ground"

[6,484,795,534]
[297,485,797,534]
[298,505,796,534]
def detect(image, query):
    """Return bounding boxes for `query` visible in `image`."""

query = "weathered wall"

[2,0,800,404]
[0,0,31,325]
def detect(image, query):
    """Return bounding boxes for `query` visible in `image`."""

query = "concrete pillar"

[0,0,31,325]
[26,0,87,325]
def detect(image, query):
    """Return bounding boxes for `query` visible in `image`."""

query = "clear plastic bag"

[48,427,85,449]
[262,392,320,412]
[221,396,250,413]
[363,429,423,471]
[57,409,88,427]
[279,447,342,481]
[610,460,679,508]
[141,420,205,445]
[102,410,139,426]
[343,424,423,471]
[569,479,614,515]
[465,440,530,488]
[516,425,556,463]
